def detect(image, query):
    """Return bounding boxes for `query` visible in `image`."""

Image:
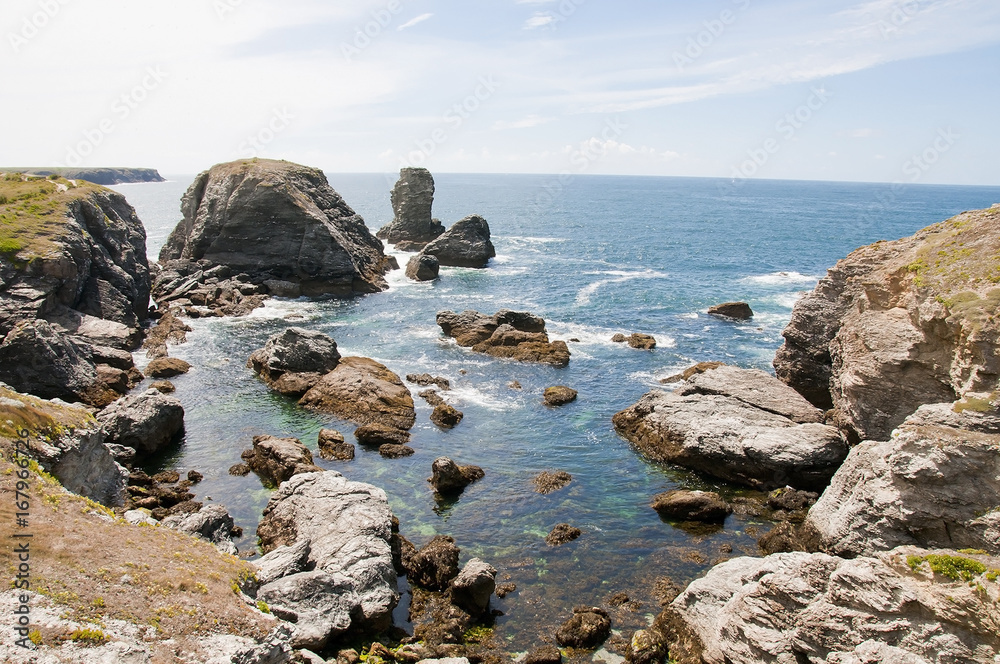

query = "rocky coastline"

[3,161,999,663]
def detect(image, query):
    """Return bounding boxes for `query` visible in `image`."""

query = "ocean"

[111,173,1000,652]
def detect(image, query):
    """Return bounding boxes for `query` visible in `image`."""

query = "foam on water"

[741,271,821,286]
[575,269,671,307]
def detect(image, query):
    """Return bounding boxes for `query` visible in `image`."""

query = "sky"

[2,0,999,184]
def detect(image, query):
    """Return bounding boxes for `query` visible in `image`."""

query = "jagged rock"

[317,429,354,461]
[767,486,818,512]
[254,540,313,586]
[803,402,1000,556]
[229,463,251,476]
[98,388,185,456]
[532,470,572,494]
[613,385,846,491]
[263,279,301,298]
[660,361,725,384]
[665,547,1000,664]
[707,302,753,319]
[256,471,398,645]
[436,309,570,367]
[543,386,578,406]
[449,558,496,617]
[162,504,240,555]
[142,309,191,358]
[555,607,611,649]
[299,357,416,431]
[406,254,440,281]
[407,373,450,390]
[146,357,191,378]
[402,535,461,591]
[428,457,484,494]
[379,444,415,458]
[678,364,825,424]
[419,389,446,406]
[377,168,443,248]
[248,328,341,396]
[545,523,582,546]
[420,215,496,268]
[0,180,150,341]
[158,159,392,303]
[651,490,732,523]
[627,333,656,350]
[241,435,322,486]
[354,423,411,446]
[775,207,1000,441]
[430,404,463,429]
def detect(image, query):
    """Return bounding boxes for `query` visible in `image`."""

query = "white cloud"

[397,13,433,31]
[524,13,556,29]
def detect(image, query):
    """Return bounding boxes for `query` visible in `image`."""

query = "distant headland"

[0,166,165,185]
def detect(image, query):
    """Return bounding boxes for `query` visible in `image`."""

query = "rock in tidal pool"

[555,606,611,649]
[651,490,732,523]
[545,523,583,546]
[247,327,341,397]
[379,444,415,458]
[299,357,416,431]
[354,423,411,446]
[145,357,192,378]
[240,434,322,486]
[436,309,570,367]
[317,428,354,461]
[428,457,484,494]
[430,403,463,428]
[532,470,572,494]
[627,333,657,349]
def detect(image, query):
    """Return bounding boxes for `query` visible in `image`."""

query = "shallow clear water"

[112,174,1000,651]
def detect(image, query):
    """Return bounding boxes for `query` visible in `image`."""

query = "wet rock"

[317,428,354,461]
[419,389,446,406]
[187,470,203,482]
[545,523,582,546]
[145,357,192,378]
[420,214,496,268]
[299,357,416,431]
[162,504,240,555]
[247,328,341,396]
[263,279,301,298]
[436,309,570,367]
[240,434,322,486]
[150,380,176,393]
[651,490,732,523]
[543,386,578,406]
[354,423,411,446]
[428,457,485,494]
[555,607,611,649]
[524,645,562,664]
[142,309,191,358]
[757,521,804,555]
[611,333,627,343]
[407,373,451,390]
[450,558,497,617]
[495,582,516,598]
[229,463,251,476]
[379,444,415,458]
[403,535,461,591]
[98,388,185,456]
[377,168,443,248]
[406,254,440,281]
[532,470,572,494]
[430,403,463,429]
[627,333,657,350]
[508,380,522,390]
[766,486,818,512]
[254,539,312,586]
[707,302,753,320]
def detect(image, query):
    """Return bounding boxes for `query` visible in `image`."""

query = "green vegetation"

[907,553,988,582]
[462,624,494,643]
[68,627,109,645]
[255,600,270,614]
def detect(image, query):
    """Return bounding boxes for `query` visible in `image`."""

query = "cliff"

[0,167,165,185]
[775,205,1000,442]
[159,159,392,297]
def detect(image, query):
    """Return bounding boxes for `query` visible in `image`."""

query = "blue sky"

[3,0,999,183]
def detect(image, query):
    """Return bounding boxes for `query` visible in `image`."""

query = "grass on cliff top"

[0,428,275,658]
[0,172,106,260]
[0,386,96,449]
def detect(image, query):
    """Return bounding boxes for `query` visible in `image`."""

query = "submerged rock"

[379,444,415,458]
[428,457,485,494]
[401,535,461,591]
[532,470,572,494]
[98,388,185,457]
[555,607,611,649]
[377,168,443,249]
[545,523,582,546]
[707,302,753,319]
[420,214,496,268]
[299,357,416,431]
[436,309,570,367]
[651,490,732,523]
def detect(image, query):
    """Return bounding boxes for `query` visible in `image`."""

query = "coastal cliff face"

[1,167,166,185]
[160,159,391,297]
[0,174,150,345]
[774,205,1000,441]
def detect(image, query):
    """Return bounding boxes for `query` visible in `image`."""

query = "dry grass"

[0,172,103,259]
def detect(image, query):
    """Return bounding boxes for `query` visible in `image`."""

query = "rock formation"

[248,327,341,396]
[97,388,185,457]
[428,457,485,494]
[543,386,578,406]
[420,214,496,268]
[449,558,497,617]
[555,607,611,649]
[774,206,1000,441]
[299,357,416,431]
[436,309,570,367]
[532,470,572,494]
[707,302,753,320]
[157,159,393,306]
[545,523,582,546]
[240,435,323,486]
[429,403,463,428]
[377,168,443,250]
[162,504,241,555]
[613,365,845,490]
[651,490,732,523]
[405,253,440,281]
[317,429,354,461]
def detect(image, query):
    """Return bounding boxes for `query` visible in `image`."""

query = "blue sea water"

[111,174,1000,651]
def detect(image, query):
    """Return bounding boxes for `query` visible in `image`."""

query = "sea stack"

[420,214,496,268]
[158,159,393,299]
[377,167,444,250]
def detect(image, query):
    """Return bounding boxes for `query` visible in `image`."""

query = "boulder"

[428,457,484,494]
[146,357,191,378]
[150,380,175,393]
[774,207,1000,440]
[253,539,312,586]
[627,333,656,350]
[707,302,753,319]
[158,159,392,299]
[379,444,415,458]
[161,504,240,555]
[436,309,570,367]
[532,470,572,494]
[405,254,440,282]
[651,490,732,523]
[449,558,497,616]
[299,357,416,431]
[665,547,1000,664]
[430,403,463,429]
[613,387,846,491]
[98,388,185,456]
[406,373,450,390]
[543,386,578,406]
[401,535,460,591]
[354,423,411,446]
[240,434,322,486]
[256,471,398,644]
[545,523,582,546]
[524,646,562,664]
[803,402,1000,556]
[678,363,825,424]
[142,309,191,358]
[247,328,341,388]
[377,168,443,248]
[317,429,354,461]
[420,215,496,268]
[555,607,611,649]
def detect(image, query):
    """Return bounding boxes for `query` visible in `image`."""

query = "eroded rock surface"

[420,215,495,268]
[248,327,341,396]
[97,388,185,457]
[299,357,415,431]
[436,309,570,367]
[377,168,443,250]
[240,435,322,486]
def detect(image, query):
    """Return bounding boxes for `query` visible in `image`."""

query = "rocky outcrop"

[626,333,656,350]
[248,327,341,396]
[663,547,1000,663]
[98,388,185,457]
[162,504,241,555]
[651,490,732,523]
[406,254,440,281]
[803,402,1000,556]
[436,309,570,367]
[0,177,150,344]
[158,159,393,303]
[430,403,463,429]
[145,357,191,378]
[254,540,312,586]
[707,302,753,319]
[377,168,443,250]
[317,429,354,461]
[407,373,450,390]
[299,357,416,431]
[9,167,165,185]
[428,457,484,494]
[774,206,1000,441]
[255,471,398,649]
[543,386,578,406]
[150,261,269,317]
[240,435,323,486]
[420,215,496,268]
[613,366,845,490]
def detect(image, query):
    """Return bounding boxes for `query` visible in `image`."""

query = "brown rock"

[532,470,572,494]
[240,434,322,486]
[418,389,446,406]
[545,523,582,546]
[429,457,484,494]
[555,606,611,649]
[708,302,754,320]
[379,444,415,458]
[544,386,578,406]
[317,428,355,461]
[407,373,451,390]
[525,645,562,664]
[627,333,657,350]
[354,423,411,446]
[430,403,463,429]
[150,380,176,393]
[228,463,251,476]
[611,333,627,343]
[403,535,460,590]
[436,309,570,367]
[146,357,191,378]
[299,356,416,431]
[651,490,732,523]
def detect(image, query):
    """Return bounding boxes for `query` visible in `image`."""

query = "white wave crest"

[741,271,820,286]
[575,269,670,307]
